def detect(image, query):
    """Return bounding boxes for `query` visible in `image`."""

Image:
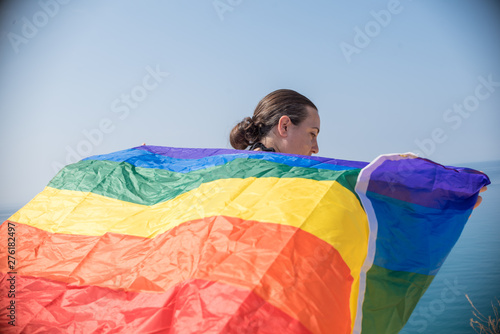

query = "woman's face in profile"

[284,106,320,156]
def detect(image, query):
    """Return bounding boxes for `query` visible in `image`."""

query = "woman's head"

[230,89,320,156]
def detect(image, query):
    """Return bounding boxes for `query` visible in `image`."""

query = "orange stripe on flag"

[1,219,353,333]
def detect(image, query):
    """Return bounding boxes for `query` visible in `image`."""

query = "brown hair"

[230,89,317,150]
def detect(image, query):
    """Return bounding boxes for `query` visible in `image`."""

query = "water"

[401,160,500,334]
[1,161,499,333]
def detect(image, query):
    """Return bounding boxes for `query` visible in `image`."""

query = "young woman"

[230,89,320,156]
[229,89,487,208]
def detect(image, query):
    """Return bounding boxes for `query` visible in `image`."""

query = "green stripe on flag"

[50,158,361,205]
[361,264,435,334]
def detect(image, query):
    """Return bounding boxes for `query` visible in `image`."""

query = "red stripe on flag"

[0,219,353,333]
[0,274,312,333]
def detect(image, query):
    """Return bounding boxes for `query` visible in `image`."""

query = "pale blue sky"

[1,0,499,208]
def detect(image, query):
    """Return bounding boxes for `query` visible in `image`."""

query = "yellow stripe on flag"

[11,176,368,326]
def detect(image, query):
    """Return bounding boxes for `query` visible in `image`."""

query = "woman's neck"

[260,137,280,153]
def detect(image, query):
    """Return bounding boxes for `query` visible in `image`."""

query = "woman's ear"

[277,115,291,137]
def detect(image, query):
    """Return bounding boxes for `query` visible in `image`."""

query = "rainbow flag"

[0,146,489,333]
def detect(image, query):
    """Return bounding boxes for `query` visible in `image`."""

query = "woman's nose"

[311,141,319,154]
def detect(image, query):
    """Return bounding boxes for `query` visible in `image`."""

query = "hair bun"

[230,116,259,150]
[243,116,253,126]
[243,117,259,141]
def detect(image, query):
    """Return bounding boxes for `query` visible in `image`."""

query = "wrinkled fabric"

[0,147,489,334]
